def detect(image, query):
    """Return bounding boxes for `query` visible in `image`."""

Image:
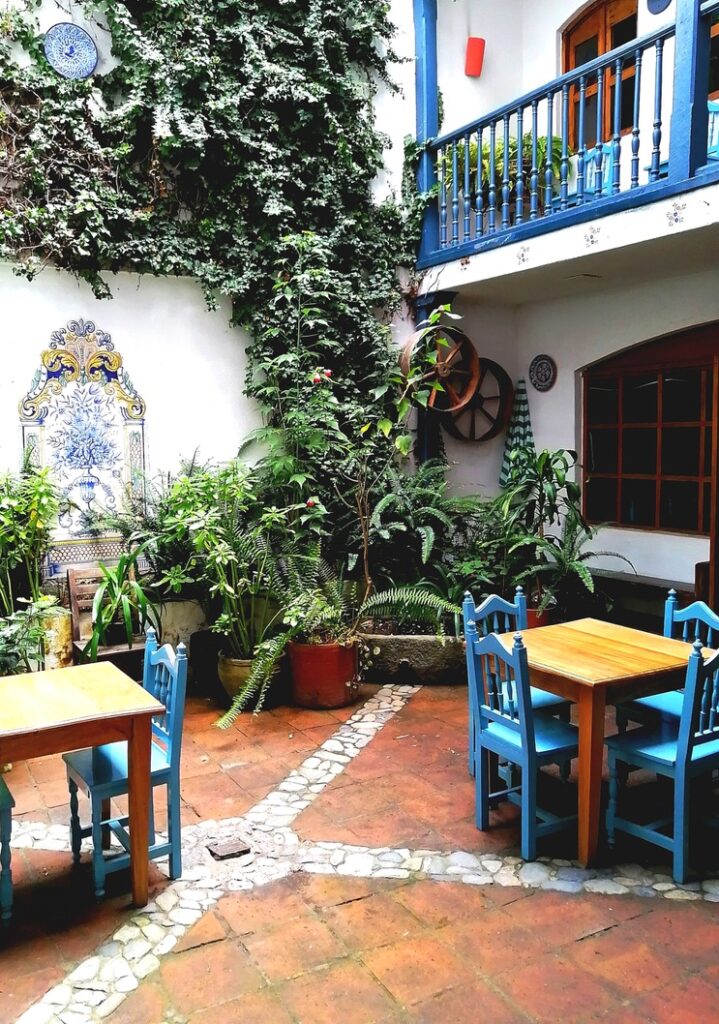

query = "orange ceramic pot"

[288,642,359,709]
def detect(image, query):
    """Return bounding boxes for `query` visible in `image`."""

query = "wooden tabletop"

[0,662,162,738]
[500,617,704,688]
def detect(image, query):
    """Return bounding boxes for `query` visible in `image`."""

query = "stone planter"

[217,654,253,703]
[159,599,208,648]
[361,633,466,686]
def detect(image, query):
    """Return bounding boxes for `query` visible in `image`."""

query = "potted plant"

[84,550,160,660]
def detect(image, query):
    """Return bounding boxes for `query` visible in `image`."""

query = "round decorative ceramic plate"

[647,0,672,14]
[528,354,557,393]
[44,23,98,80]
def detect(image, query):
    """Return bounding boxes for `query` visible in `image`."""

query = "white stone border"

[11,682,719,1024]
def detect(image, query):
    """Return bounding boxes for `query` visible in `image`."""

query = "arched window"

[583,324,719,535]
[563,1,639,149]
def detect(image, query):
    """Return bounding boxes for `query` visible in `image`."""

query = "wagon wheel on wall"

[442,358,514,442]
[399,328,481,414]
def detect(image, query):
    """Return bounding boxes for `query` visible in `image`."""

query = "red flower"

[306,499,316,507]
[324,369,332,378]
[312,374,322,383]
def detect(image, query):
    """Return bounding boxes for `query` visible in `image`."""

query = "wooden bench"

[593,568,696,633]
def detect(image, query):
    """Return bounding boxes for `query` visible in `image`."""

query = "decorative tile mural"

[19,320,146,552]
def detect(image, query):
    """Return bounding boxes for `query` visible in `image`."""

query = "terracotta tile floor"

[2,683,719,1023]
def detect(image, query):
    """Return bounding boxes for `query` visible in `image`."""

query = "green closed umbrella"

[499,378,535,487]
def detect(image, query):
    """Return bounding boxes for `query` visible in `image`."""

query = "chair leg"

[68,778,82,865]
[167,784,182,880]
[101,798,111,850]
[0,805,12,923]
[673,776,691,885]
[468,688,476,778]
[607,751,619,849]
[520,766,537,862]
[616,705,628,735]
[90,793,106,899]
[475,746,490,831]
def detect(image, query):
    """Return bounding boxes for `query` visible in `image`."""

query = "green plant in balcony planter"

[84,550,160,661]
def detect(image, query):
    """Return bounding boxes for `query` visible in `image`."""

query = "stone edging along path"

[11,684,719,1024]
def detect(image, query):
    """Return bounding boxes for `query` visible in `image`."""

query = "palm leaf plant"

[84,549,160,661]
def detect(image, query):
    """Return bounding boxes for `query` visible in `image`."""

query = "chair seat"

[64,741,169,794]
[484,714,578,759]
[606,725,719,768]
[627,689,683,719]
[0,777,13,810]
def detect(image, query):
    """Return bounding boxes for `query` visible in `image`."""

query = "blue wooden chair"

[467,628,579,861]
[553,143,614,210]
[0,776,14,923]
[63,630,187,897]
[606,639,719,882]
[707,100,719,162]
[616,590,719,732]
[463,590,571,778]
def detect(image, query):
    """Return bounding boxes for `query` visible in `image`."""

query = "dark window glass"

[609,77,636,132]
[623,374,658,423]
[710,23,719,96]
[703,482,712,534]
[621,479,656,527]
[705,427,713,476]
[575,93,599,149]
[575,36,599,67]
[611,15,637,49]
[660,482,699,532]
[663,369,702,422]
[623,427,657,474]
[662,428,700,476]
[586,477,617,522]
[588,429,618,473]
[587,377,618,424]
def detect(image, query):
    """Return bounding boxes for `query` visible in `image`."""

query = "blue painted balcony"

[417,0,719,270]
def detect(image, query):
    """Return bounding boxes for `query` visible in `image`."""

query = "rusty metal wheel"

[442,358,514,442]
[399,328,481,414]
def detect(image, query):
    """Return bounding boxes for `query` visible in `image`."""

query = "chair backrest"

[663,589,719,647]
[67,567,104,641]
[707,100,719,155]
[677,641,719,764]
[463,588,528,637]
[465,625,535,753]
[142,629,188,774]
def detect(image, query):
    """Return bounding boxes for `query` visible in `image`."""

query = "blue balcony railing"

[417,0,719,269]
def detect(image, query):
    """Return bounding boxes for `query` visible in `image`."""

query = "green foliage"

[84,549,160,661]
[0,605,44,675]
[0,460,62,614]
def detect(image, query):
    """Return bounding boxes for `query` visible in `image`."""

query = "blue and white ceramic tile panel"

[19,320,147,568]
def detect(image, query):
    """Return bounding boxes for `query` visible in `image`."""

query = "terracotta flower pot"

[288,641,359,710]
[525,607,557,629]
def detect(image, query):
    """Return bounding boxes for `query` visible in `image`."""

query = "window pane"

[588,429,618,472]
[710,26,719,96]
[703,482,712,534]
[575,93,599,149]
[575,36,599,68]
[663,369,702,422]
[623,374,658,423]
[613,76,636,132]
[621,479,656,527]
[586,477,617,522]
[660,482,699,532]
[705,427,713,476]
[662,427,700,476]
[612,15,637,49]
[587,377,618,424]
[623,427,657,474]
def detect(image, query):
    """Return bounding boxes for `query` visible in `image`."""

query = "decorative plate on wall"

[528,354,557,393]
[647,0,672,14]
[44,23,98,80]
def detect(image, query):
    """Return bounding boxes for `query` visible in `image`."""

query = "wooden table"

[501,618,698,867]
[0,662,163,906]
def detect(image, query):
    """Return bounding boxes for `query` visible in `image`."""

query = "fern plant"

[218,552,459,728]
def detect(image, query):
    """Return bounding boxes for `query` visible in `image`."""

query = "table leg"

[127,715,152,907]
[577,686,606,866]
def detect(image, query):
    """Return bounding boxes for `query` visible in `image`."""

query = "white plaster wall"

[445,264,719,585]
[373,0,417,201]
[0,265,261,476]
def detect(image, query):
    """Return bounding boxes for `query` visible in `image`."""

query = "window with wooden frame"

[563,0,639,150]
[583,325,719,536]
[710,14,719,99]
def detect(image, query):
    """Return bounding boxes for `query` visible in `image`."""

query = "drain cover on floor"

[206,837,252,860]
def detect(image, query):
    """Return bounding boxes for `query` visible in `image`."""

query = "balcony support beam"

[669,0,711,180]
[414,0,439,260]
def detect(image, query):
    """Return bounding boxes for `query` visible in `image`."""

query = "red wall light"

[465,37,486,78]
